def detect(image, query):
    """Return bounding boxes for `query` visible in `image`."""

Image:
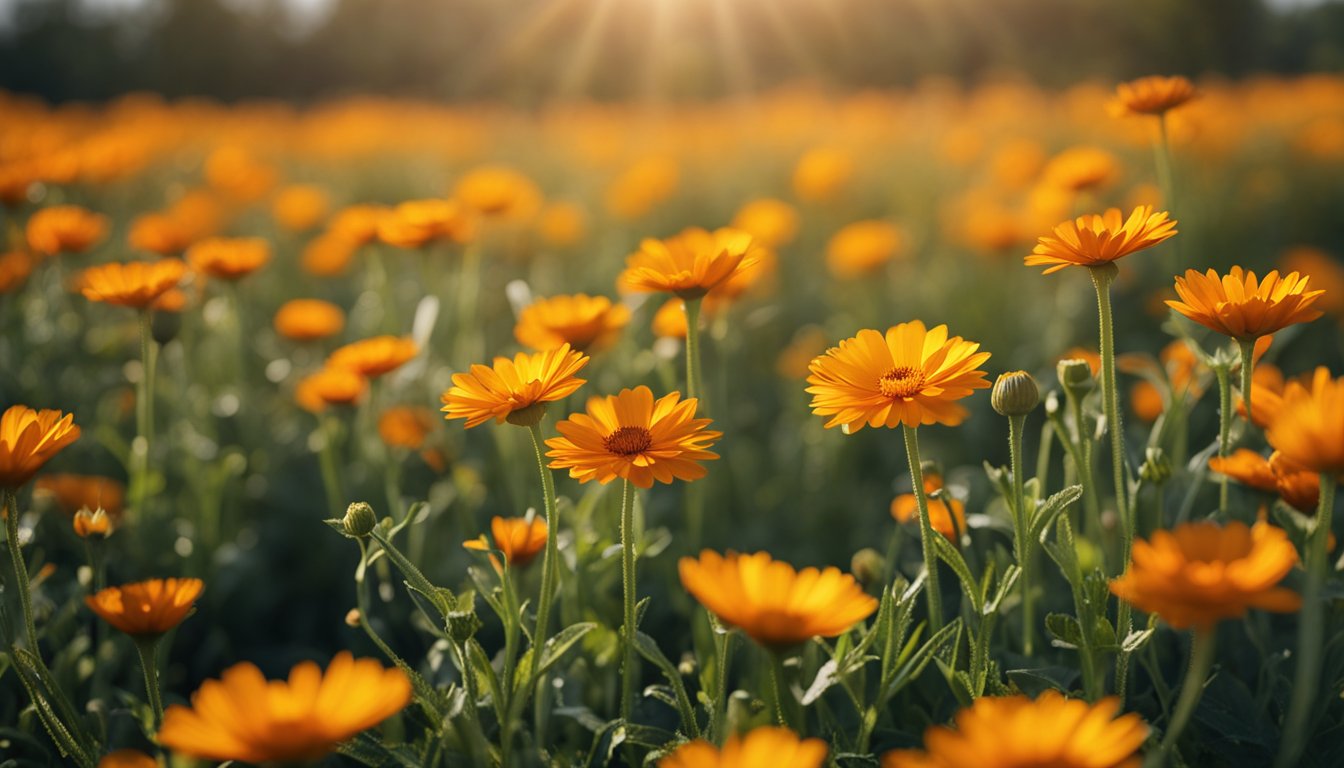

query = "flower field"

[2,74,1344,767]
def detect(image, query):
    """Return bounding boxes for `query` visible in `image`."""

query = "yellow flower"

[327,336,418,379]
[376,199,473,248]
[441,344,588,428]
[732,198,800,249]
[301,231,359,277]
[826,220,906,280]
[453,165,542,219]
[463,515,548,569]
[1040,147,1119,194]
[0,405,80,489]
[882,691,1147,768]
[1109,521,1300,629]
[85,578,203,638]
[188,237,271,281]
[1109,75,1198,117]
[128,212,196,256]
[273,299,345,342]
[73,508,113,538]
[271,184,330,233]
[156,652,411,764]
[1265,366,1344,478]
[660,727,827,768]
[377,406,434,450]
[793,147,854,203]
[678,550,877,649]
[546,386,720,489]
[295,367,368,413]
[26,205,109,256]
[536,201,588,247]
[806,321,991,431]
[514,294,631,353]
[619,227,759,299]
[79,259,187,309]
[1167,266,1324,341]
[1024,206,1177,275]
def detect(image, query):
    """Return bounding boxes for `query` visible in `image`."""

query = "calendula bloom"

[660,727,827,768]
[0,405,81,489]
[793,146,855,203]
[1268,451,1321,513]
[79,259,187,309]
[1167,267,1324,341]
[34,473,124,519]
[441,344,588,428]
[1239,362,1286,428]
[271,184,330,233]
[1265,367,1344,478]
[26,205,109,256]
[295,367,368,413]
[327,336,418,379]
[546,386,720,488]
[329,204,389,245]
[826,220,906,279]
[1280,245,1344,317]
[1025,206,1177,275]
[85,578,204,638]
[376,199,473,248]
[881,691,1147,768]
[1110,75,1198,117]
[891,471,966,541]
[1208,449,1278,493]
[204,146,276,203]
[128,212,195,255]
[156,652,411,764]
[536,201,587,247]
[0,250,35,293]
[188,237,270,281]
[1040,147,1120,194]
[273,299,345,342]
[514,294,631,353]
[301,231,359,277]
[678,550,877,649]
[619,227,759,299]
[1109,521,1300,629]
[73,508,113,538]
[97,749,158,768]
[806,321,992,431]
[732,198,800,248]
[463,515,548,569]
[378,406,434,449]
[453,165,542,219]
[605,155,679,220]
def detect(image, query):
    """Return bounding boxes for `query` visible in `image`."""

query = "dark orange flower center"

[604,426,653,456]
[879,366,925,399]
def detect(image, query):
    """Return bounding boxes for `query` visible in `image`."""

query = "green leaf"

[1006,666,1080,697]
[1046,613,1083,650]
[532,622,597,682]
[929,532,982,612]
[1030,485,1083,541]
[801,653,876,706]
[1091,616,1119,652]
[882,618,962,703]
[634,631,701,738]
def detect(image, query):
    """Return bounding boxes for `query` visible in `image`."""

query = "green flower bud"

[1057,358,1095,399]
[342,501,377,538]
[850,548,885,587]
[1140,447,1173,485]
[992,370,1040,416]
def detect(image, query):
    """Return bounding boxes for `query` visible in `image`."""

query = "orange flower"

[271,184,330,233]
[826,220,906,280]
[546,386,720,489]
[156,652,411,764]
[128,212,195,256]
[619,227,759,299]
[204,146,276,203]
[463,515,548,569]
[1265,367,1344,478]
[881,691,1147,768]
[441,344,588,428]
[188,237,270,281]
[793,147,854,203]
[327,336,418,379]
[85,578,204,638]
[536,201,587,247]
[301,231,359,277]
[678,550,877,649]
[26,205,109,256]
[1279,246,1344,317]
[1109,521,1300,629]
[1268,451,1321,514]
[0,250,35,293]
[376,199,473,248]
[33,473,124,519]
[605,156,679,220]
[98,749,158,768]
[1025,206,1177,275]
[660,727,827,768]
[1240,363,1286,428]
[891,472,966,541]
[514,294,630,353]
[1167,267,1324,341]
[732,198,800,249]
[295,368,368,413]
[1208,449,1278,493]
[0,405,80,489]
[378,406,434,450]
[1040,147,1120,194]
[328,204,388,245]
[1109,75,1198,117]
[806,321,991,431]
[73,508,113,538]
[453,165,542,219]
[274,299,345,342]
[79,259,187,309]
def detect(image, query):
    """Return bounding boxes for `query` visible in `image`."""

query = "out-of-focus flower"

[514,294,630,353]
[274,299,345,342]
[453,165,542,220]
[295,367,368,413]
[97,749,158,768]
[0,251,35,293]
[377,199,474,248]
[328,204,389,246]
[793,147,855,203]
[327,336,418,379]
[301,232,359,277]
[27,205,108,256]
[826,220,906,279]
[1266,367,1344,479]
[34,473,124,519]
[536,201,587,247]
[85,578,204,638]
[271,184,330,233]
[128,213,195,256]
[1279,246,1344,317]
[79,259,187,309]
[188,238,270,281]
[605,156,678,220]
[1040,146,1119,194]
[204,146,276,204]
[378,406,434,450]
[732,198,800,249]
[660,727,827,768]
[891,470,966,541]
[463,515,548,569]
[1109,75,1198,117]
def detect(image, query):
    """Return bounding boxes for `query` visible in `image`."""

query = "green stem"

[1276,474,1337,768]
[768,651,793,728]
[683,297,704,403]
[1237,339,1255,426]
[318,414,345,515]
[1035,419,1054,494]
[527,422,561,745]
[1213,364,1232,517]
[619,479,639,730]
[132,311,153,522]
[709,619,734,742]
[1154,629,1216,768]
[902,425,943,631]
[133,638,164,728]
[1089,266,1130,562]
[1008,413,1034,655]
[499,566,522,764]
[4,490,40,654]
[1069,390,1102,543]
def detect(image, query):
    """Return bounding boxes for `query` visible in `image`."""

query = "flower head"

[806,321,991,431]
[295,367,368,413]
[679,550,877,649]
[442,344,588,428]
[73,508,113,538]
[881,691,1147,768]
[619,227,759,299]
[891,471,966,541]
[453,165,542,219]
[514,294,631,353]
[271,184,330,233]
[156,652,411,764]
[85,578,204,638]
[188,237,270,281]
[546,386,720,488]
[79,259,187,309]
[1025,206,1177,275]
[376,199,473,248]
[129,212,196,255]
[463,516,548,569]
[98,749,158,768]
[274,299,345,342]
[1168,267,1324,340]
[660,727,827,768]
[0,405,80,489]
[34,473,124,519]
[1110,75,1197,117]
[1109,521,1300,629]
[378,406,434,449]
[27,205,108,256]
[327,336,418,379]
[826,220,906,280]
[0,250,35,293]
[732,198,800,249]
[1265,367,1344,478]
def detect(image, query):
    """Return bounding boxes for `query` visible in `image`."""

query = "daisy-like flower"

[881,691,1147,768]
[1208,448,1319,514]
[156,652,411,764]
[1024,206,1177,275]
[441,344,588,428]
[79,259,187,309]
[0,250,35,293]
[619,227,759,299]
[514,294,631,353]
[1108,521,1300,629]
[1109,75,1198,117]
[805,320,991,431]
[295,367,368,413]
[1168,267,1324,341]
[678,550,877,649]
[453,165,542,219]
[34,473,124,519]
[97,749,158,768]
[463,515,548,569]
[85,578,204,639]
[129,212,196,256]
[891,471,966,541]
[377,406,434,450]
[0,405,81,489]
[1265,367,1344,478]
[327,336,418,379]
[376,199,474,248]
[26,205,109,256]
[187,237,271,281]
[273,298,345,342]
[545,386,720,488]
[660,727,827,768]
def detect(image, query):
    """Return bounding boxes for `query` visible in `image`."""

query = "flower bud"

[1139,447,1172,485]
[342,501,377,537]
[992,370,1040,416]
[850,548,885,587]
[73,507,112,539]
[345,608,362,628]
[1057,358,1095,399]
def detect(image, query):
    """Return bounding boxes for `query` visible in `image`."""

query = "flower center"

[879,366,925,399]
[604,426,653,456]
